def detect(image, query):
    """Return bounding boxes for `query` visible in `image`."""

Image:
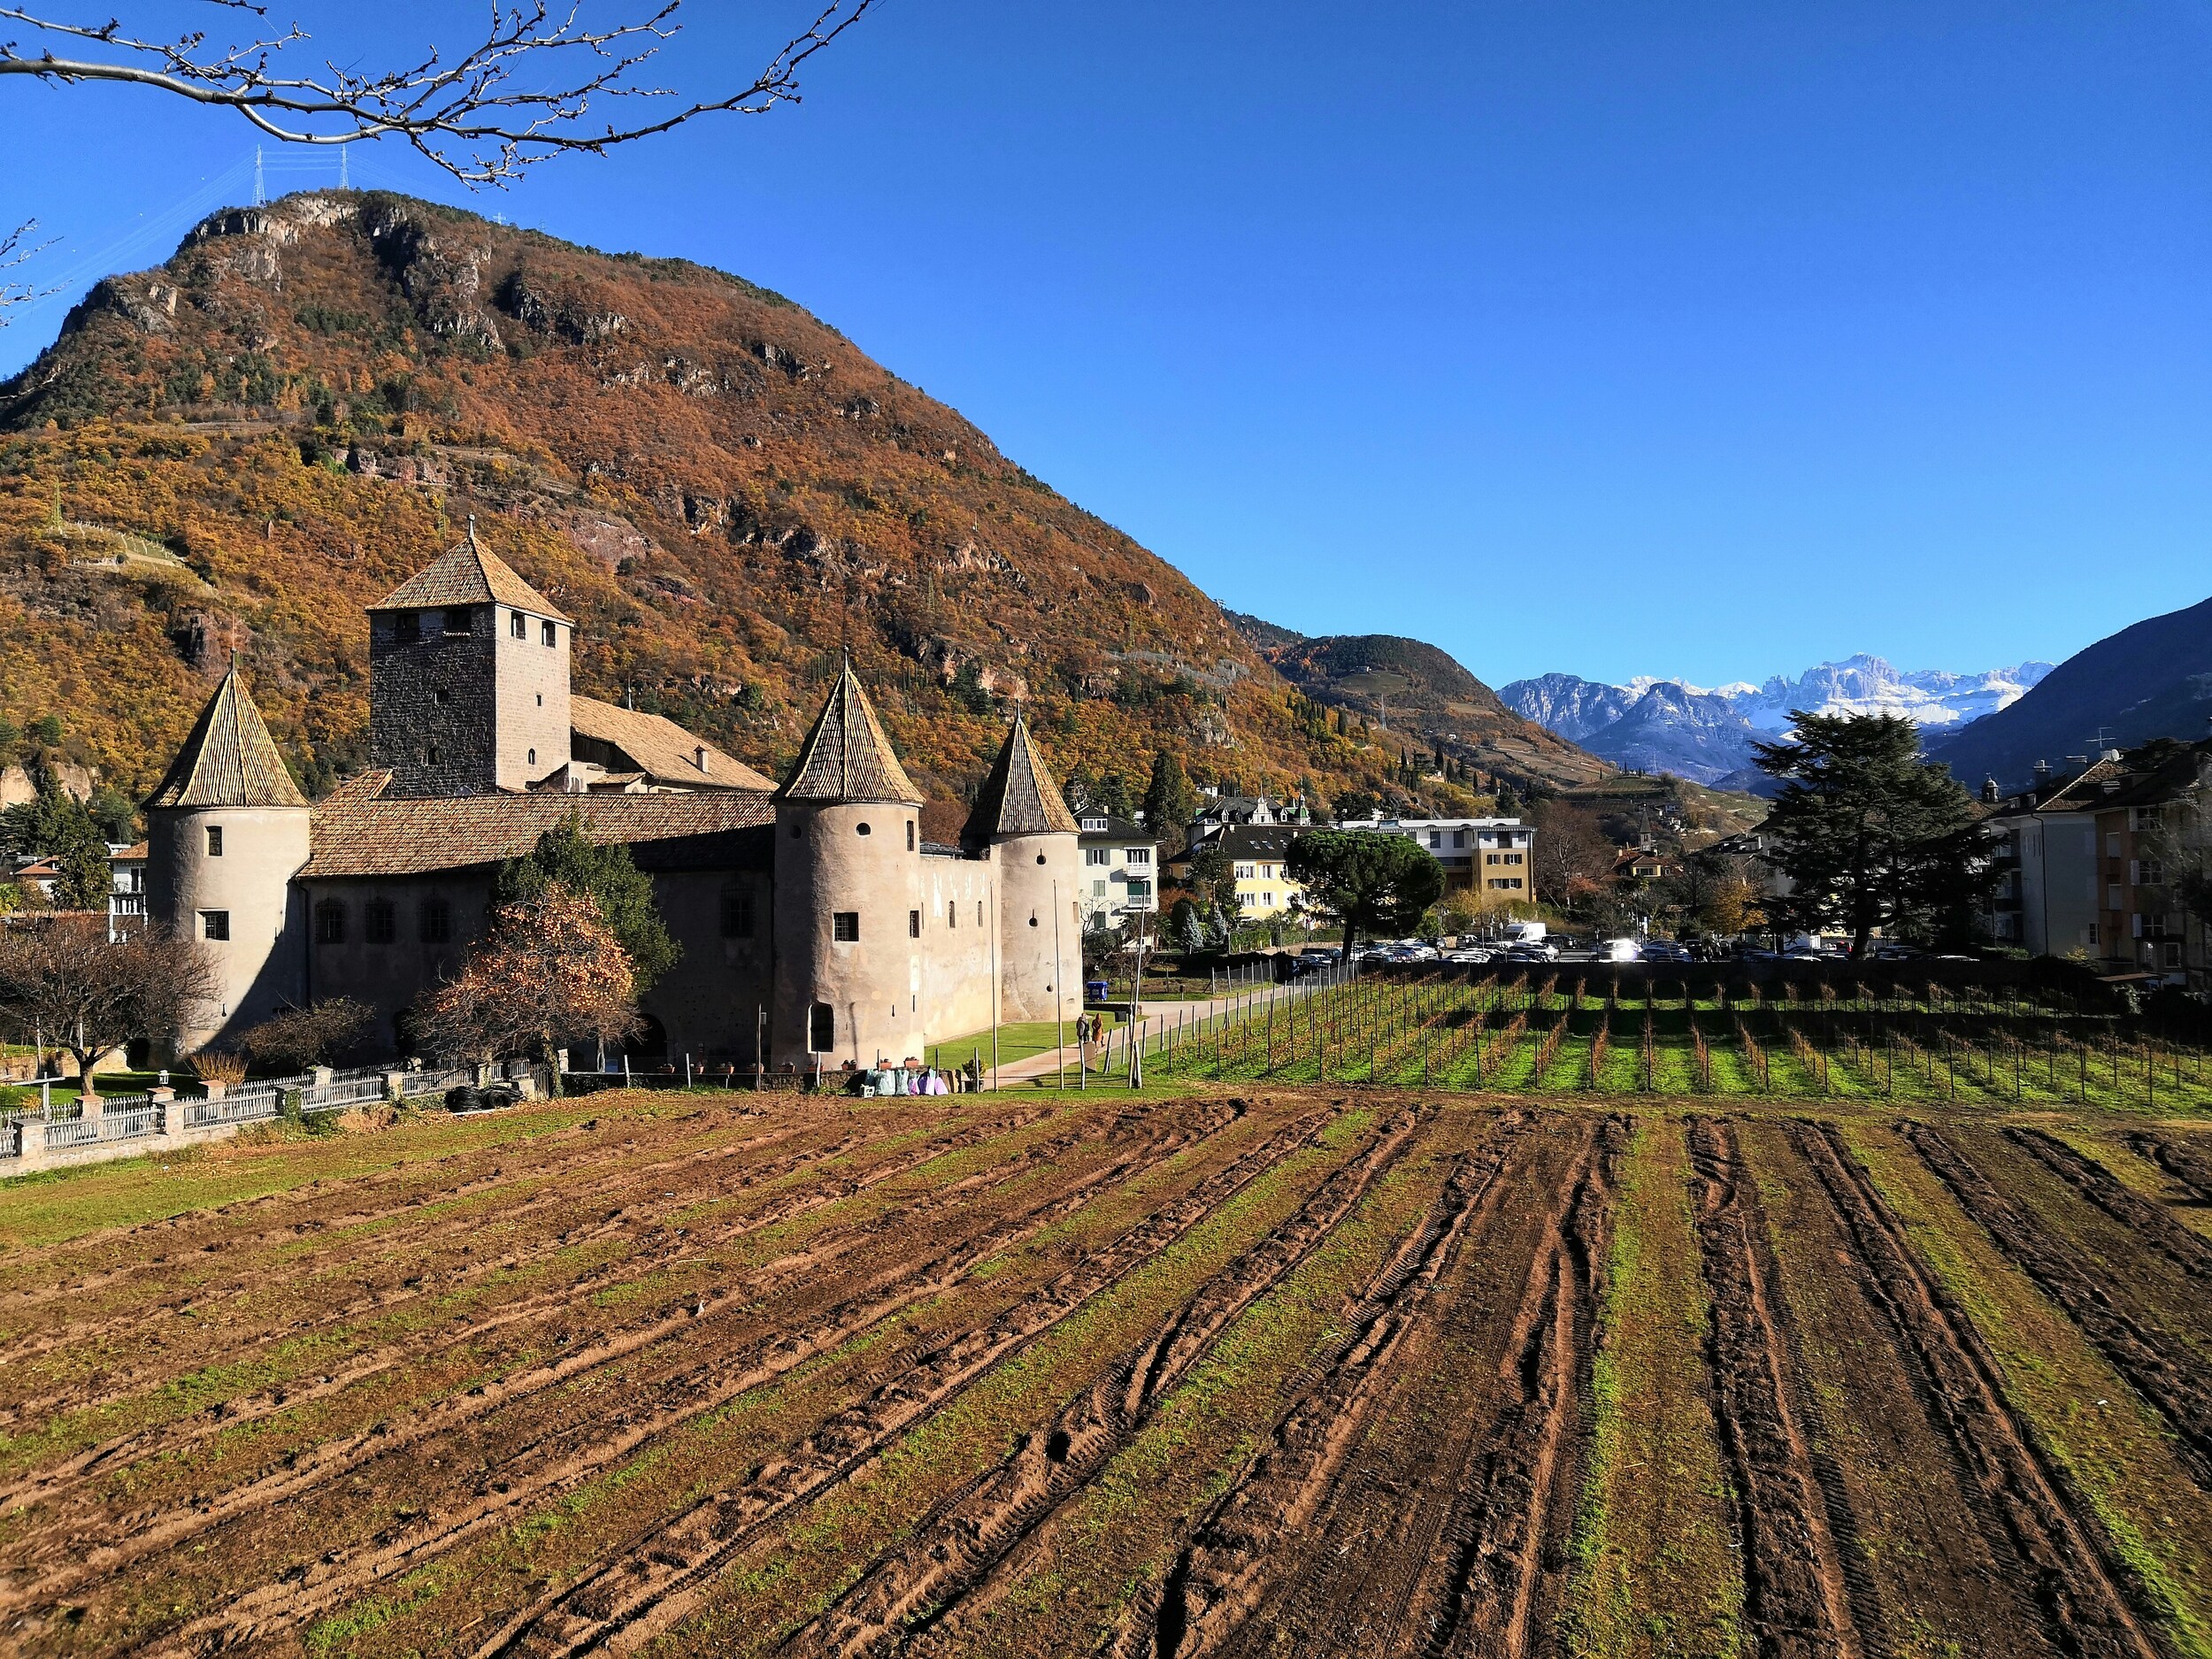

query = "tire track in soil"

[458,1108,1351,1659]
[1903,1124,2212,1494]
[1109,1114,1619,1659]
[4,1102,1252,1636]
[0,1103,1087,1515]
[774,1106,1447,1659]
[0,1102,1062,1403]
[1394,1116,1624,1659]
[1686,1118,1871,1659]
[2006,1131,2212,1283]
[1787,1123,2164,1659]
[2124,1133,2212,1208]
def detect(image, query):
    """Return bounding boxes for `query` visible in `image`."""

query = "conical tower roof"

[370,520,570,622]
[777,657,923,805]
[147,664,309,810]
[964,707,1079,847]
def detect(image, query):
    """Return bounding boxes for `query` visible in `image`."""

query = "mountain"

[0,189,1475,814]
[1926,595,2212,789]
[1501,655,2055,787]
[1223,622,1612,789]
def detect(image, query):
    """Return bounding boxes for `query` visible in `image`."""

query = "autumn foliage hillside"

[0,191,1593,811]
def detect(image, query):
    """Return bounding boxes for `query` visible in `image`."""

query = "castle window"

[809,1002,835,1053]
[511,611,526,640]
[833,911,860,942]
[442,606,473,636]
[393,611,419,645]
[948,902,955,929]
[315,900,346,944]
[205,825,223,856]
[906,820,915,851]
[419,897,450,943]
[542,619,557,647]
[200,910,229,941]
[365,899,396,944]
[720,889,755,939]
[425,745,441,766]
[527,749,537,765]
[909,910,921,938]
[856,822,872,837]
[977,901,985,926]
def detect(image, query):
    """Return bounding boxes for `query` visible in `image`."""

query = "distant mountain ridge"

[1222,614,1611,789]
[1500,655,2055,787]
[1927,595,2212,789]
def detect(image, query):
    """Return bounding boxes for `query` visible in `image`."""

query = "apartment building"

[1332,816,1534,895]
[1077,811,1159,927]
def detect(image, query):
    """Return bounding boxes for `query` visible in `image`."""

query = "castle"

[144,532,1082,1070]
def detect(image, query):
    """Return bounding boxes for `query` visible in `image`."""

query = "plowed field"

[1,1089,2209,1659]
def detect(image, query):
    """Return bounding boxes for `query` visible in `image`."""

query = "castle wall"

[771,801,929,1070]
[370,606,501,796]
[493,609,570,789]
[148,805,311,1055]
[301,872,492,1054]
[638,867,775,1062]
[993,832,1082,1024]
[919,854,998,1051]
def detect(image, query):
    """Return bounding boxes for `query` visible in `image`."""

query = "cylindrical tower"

[143,668,311,1055]
[770,659,927,1071]
[967,709,1082,1025]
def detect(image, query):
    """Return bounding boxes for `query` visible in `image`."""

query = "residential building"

[1331,816,1534,895]
[1983,759,2115,957]
[1077,811,1159,927]
[109,841,148,940]
[1168,823,1309,919]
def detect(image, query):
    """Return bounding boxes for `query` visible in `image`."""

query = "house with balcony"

[1077,811,1159,928]
[1331,816,1534,895]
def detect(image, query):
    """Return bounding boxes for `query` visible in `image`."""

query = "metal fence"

[3,1062,479,1161]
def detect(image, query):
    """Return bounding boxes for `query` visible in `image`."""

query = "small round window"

[856,822,872,836]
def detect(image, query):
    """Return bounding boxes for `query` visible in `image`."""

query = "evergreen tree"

[1095,770,1135,820]
[495,813,681,992]
[1286,831,1445,956]
[1141,751,1200,849]
[1752,711,1992,956]
[0,776,111,910]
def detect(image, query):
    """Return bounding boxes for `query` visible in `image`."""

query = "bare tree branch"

[0,218,59,324]
[0,1,879,184]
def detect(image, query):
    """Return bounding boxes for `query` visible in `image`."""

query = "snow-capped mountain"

[1498,657,2055,788]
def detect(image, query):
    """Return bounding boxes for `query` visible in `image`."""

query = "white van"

[1503,921,1548,944]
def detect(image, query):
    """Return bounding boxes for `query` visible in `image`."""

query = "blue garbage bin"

[1086,979,1110,1003]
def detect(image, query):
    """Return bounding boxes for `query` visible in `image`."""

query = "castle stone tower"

[966,708,1081,1024]
[145,666,311,1055]
[369,524,571,796]
[772,661,926,1069]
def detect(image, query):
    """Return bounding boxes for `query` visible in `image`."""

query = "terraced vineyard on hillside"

[0,1087,2207,1657]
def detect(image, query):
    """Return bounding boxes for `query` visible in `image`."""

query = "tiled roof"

[370,525,571,622]
[964,710,1079,845]
[777,660,922,805]
[146,667,310,810]
[570,695,773,790]
[301,771,773,877]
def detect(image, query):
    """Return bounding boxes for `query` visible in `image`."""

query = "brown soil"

[2,1093,2203,1659]
[2124,1128,2212,1207]
[1902,1123,2212,1494]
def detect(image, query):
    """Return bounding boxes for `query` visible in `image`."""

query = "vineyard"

[1140,967,2212,1110]
[0,1086,2208,1657]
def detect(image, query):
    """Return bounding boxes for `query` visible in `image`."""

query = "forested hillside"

[0,191,1594,813]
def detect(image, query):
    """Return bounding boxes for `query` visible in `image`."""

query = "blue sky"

[4,3,2208,688]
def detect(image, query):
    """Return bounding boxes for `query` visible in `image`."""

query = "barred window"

[909,910,921,938]
[315,900,346,943]
[721,889,756,939]
[200,910,229,941]
[833,911,860,942]
[365,899,396,944]
[419,897,451,943]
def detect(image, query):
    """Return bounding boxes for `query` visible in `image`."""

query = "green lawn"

[924,1015,1126,1073]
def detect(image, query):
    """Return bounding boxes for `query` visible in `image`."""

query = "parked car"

[1504,941,1559,962]
[1640,941,1693,963]
[1598,937,1641,964]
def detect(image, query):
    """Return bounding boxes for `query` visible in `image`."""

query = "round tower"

[967,709,1082,1025]
[771,661,926,1071]
[144,666,311,1056]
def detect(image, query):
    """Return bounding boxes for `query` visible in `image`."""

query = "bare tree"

[0,2,878,183]
[0,218,57,325]
[238,995,375,1072]
[0,915,217,1098]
